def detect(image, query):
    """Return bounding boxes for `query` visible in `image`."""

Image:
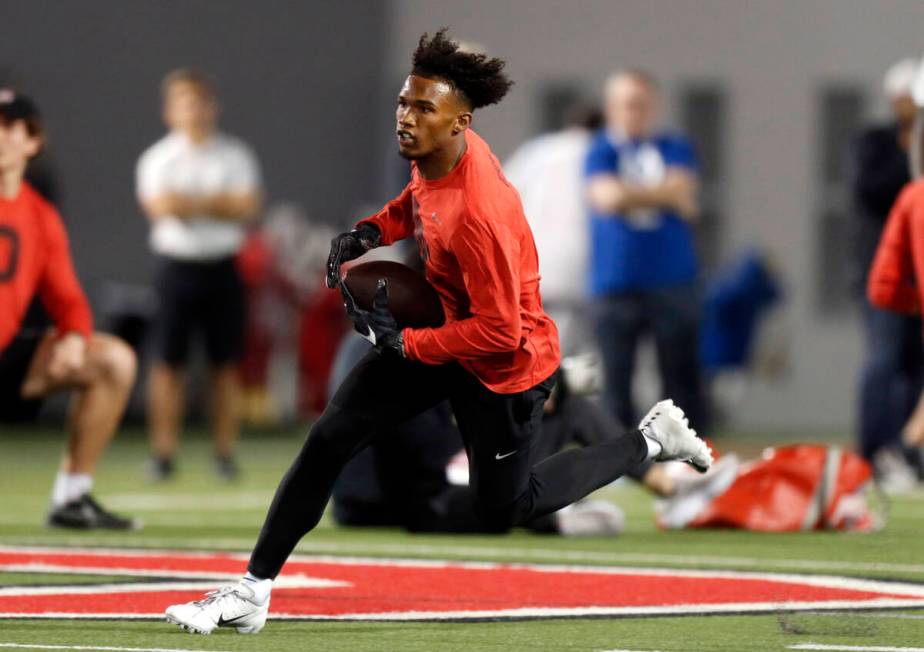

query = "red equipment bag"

[667,445,881,532]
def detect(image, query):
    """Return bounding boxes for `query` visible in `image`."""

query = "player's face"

[892,94,918,128]
[605,76,657,139]
[0,119,41,173]
[395,75,468,160]
[163,82,217,135]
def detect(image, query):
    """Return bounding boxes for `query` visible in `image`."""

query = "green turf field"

[2,426,923,651]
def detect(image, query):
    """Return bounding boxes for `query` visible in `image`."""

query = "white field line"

[789,645,924,651]
[267,599,924,620]
[0,645,231,652]
[103,492,274,511]
[3,540,924,577]
[4,545,924,599]
[4,545,924,603]
[5,599,924,622]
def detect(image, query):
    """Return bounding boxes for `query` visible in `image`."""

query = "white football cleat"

[165,582,268,635]
[555,500,626,537]
[639,399,713,473]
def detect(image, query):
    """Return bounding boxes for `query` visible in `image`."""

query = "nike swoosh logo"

[217,613,249,626]
[495,450,517,460]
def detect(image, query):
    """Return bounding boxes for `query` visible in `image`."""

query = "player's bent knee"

[90,335,138,387]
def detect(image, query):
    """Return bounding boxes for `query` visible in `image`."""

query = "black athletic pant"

[248,351,648,579]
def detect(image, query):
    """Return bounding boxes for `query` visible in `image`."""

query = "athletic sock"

[50,472,94,507]
[641,433,663,460]
[242,571,273,604]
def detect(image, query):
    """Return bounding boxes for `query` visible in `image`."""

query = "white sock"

[50,472,94,507]
[242,571,273,603]
[642,434,663,461]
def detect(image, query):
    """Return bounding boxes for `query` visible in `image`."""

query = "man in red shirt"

[0,91,139,529]
[165,31,712,635]
[868,178,924,450]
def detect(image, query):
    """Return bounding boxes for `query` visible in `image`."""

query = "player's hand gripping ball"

[326,224,382,288]
[341,261,444,329]
[340,278,404,355]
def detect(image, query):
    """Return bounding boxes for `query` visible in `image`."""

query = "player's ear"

[25,133,43,159]
[452,111,472,136]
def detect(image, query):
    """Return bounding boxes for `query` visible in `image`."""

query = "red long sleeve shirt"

[867,179,924,315]
[358,129,560,394]
[0,181,93,351]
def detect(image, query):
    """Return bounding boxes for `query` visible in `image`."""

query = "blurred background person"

[584,70,706,432]
[851,57,923,491]
[504,105,602,355]
[136,69,262,481]
[236,203,345,424]
[0,90,138,529]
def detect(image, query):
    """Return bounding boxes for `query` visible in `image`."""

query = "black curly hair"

[411,28,513,110]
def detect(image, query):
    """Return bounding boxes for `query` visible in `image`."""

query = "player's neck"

[0,166,24,200]
[181,126,214,146]
[417,136,467,181]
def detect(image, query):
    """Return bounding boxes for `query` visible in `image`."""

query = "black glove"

[326,223,382,289]
[340,278,404,356]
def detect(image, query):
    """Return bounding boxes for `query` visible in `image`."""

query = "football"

[342,260,445,329]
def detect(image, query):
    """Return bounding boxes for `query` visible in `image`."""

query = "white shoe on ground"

[556,500,626,537]
[639,399,713,473]
[165,582,268,635]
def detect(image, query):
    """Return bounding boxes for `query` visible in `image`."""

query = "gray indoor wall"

[4,0,924,433]
[0,0,386,289]
[385,0,924,433]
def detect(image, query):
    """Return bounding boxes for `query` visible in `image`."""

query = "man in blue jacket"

[584,69,705,431]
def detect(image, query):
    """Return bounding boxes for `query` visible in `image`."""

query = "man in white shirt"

[136,69,262,480]
[503,108,600,356]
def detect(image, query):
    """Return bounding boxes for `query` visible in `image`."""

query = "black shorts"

[151,257,244,366]
[0,331,43,422]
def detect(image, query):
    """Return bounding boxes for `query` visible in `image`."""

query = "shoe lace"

[193,586,240,608]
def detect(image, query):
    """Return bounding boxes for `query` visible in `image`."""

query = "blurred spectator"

[852,57,923,489]
[584,70,706,431]
[236,203,345,423]
[0,90,138,529]
[504,106,602,355]
[136,69,262,481]
[867,176,924,487]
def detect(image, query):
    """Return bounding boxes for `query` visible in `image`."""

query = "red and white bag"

[657,445,882,532]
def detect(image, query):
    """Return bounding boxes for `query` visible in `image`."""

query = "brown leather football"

[342,261,445,329]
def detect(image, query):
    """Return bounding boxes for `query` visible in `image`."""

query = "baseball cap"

[912,55,924,108]
[883,58,919,100]
[0,89,42,134]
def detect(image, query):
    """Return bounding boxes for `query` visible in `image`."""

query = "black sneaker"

[47,494,142,530]
[146,456,176,482]
[214,455,240,482]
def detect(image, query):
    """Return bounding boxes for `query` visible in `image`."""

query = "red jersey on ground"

[868,179,924,315]
[359,129,560,394]
[0,181,93,351]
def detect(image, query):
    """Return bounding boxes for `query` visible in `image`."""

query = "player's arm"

[587,169,700,221]
[143,191,262,223]
[585,135,699,221]
[867,185,922,313]
[37,209,94,378]
[403,219,522,363]
[355,182,416,245]
[327,184,415,288]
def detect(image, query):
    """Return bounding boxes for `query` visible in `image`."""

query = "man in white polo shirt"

[136,69,262,481]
